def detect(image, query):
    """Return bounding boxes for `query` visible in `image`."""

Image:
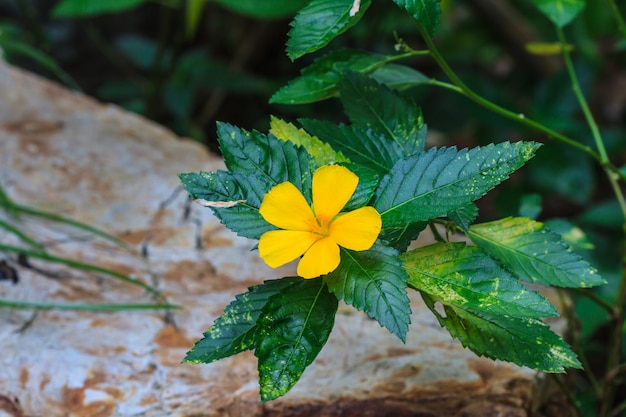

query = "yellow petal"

[258,230,317,268]
[297,237,340,278]
[259,181,316,231]
[330,206,381,251]
[312,165,358,225]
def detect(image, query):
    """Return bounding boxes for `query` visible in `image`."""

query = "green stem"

[557,289,603,398]
[601,263,626,417]
[556,26,626,230]
[571,288,614,315]
[555,28,626,415]
[552,374,584,417]
[607,0,626,39]
[414,22,626,183]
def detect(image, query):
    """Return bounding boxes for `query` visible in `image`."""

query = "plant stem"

[607,0,626,39]
[554,25,626,417]
[555,27,626,227]
[556,289,603,398]
[414,22,626,183]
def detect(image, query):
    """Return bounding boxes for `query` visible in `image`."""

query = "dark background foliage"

[2,0,625,413]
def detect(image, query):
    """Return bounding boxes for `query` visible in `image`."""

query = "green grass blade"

[0,298,179,311]
[0,218,47,253]
[0,37,82,91]
[4,203,136,254]
[0,184,19,220]
[0,244,162,298]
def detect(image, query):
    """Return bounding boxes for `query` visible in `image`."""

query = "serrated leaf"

[286,0,371,60]
[183,278,298,364]
[340,163,380,211]
[269,116,349,166]
[373,142,541,227]
[52,0,146,17]
[448,203,478,231]
[468,217,604,288]
[379,221,428,253]
[339,72,427,157]
[422,294,581,372]
[255,279,338,402]
[392,0,442,36]
[178,170,274,239]
[325,243,411,341]
[216,122,315,199]
[533,0,586,28]
[402,242,558,318]
[300,119,404,176]
[270,49,396,104]
[370,63,430,90]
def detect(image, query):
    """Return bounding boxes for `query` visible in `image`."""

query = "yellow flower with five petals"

[258,164,382,279]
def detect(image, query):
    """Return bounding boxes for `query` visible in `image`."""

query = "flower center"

[312,215,332,238]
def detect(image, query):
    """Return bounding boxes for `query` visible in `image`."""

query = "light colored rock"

[0,60,556,417]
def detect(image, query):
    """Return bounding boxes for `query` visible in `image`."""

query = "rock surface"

[0,60,557,417]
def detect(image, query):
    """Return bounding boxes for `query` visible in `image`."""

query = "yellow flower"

[258,165,382,279]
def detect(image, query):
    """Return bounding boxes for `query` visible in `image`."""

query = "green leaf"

[339,72,427,157]
[422,294,581,372]
[341,163,380,211]
[392,0,442,36]
[379,221,428,253]
[216,122,316,199]
[212,0,309,19]
[370,63,430,91]
[178,170,274,240]
[468,217,605,288]
[533,0,586,28]
[269,49,394,104]
[52,0,147,17]
[185,0,206,38]
[373,142,541,227]
[0,37,81,90]
[447,203,478,231]
[286,0,371,60]
[518,194,542,220]
[269,116,349,166]
[115,35,169,72]
[255,279,338,402]
[300,119,404,176]
[325,243,411,341]
[544,218,594,250]
[183,278,298,364]
[402,242,559,318]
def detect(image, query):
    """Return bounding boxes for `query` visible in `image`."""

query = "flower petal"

[259,230,317,268]
[259,181,316,231]
[312,165,358,224]
[297,237,340,279]
[330,206,381,251]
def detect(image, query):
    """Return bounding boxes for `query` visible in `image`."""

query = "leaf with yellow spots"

[421,292,581,373]
[255,278,338,402]
[183,278,298,365]
[269,116,349,166]
[468,217,605,288]
[402,242,558,318]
